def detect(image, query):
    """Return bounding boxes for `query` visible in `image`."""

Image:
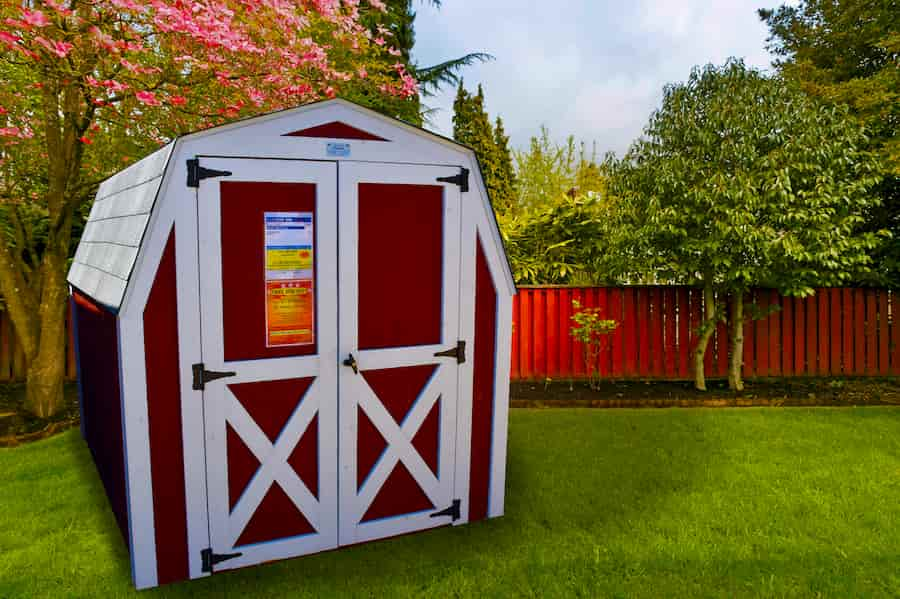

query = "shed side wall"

[143,228,190,585]
[469,237,498,522]
[73,290,130,548]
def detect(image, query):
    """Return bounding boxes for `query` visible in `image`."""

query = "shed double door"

[196,158,462,572]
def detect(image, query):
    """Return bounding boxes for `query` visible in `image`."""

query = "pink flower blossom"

[374,37,385,46]
[101,79,129,93]
[135,90,161,106]
[387,46,401,56]
[168,95,187,106]
[0,127,21,137]
[0,31,20,46]
[21,10,50,28]
[357,67,368,79]
[34,37,74,58]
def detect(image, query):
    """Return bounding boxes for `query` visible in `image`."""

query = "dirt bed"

[0,383,80,445]
[511,377,900,409]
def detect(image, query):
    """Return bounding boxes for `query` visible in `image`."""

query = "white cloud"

[412,0,784,157]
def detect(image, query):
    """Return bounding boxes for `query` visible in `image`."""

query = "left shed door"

[196,158,338,572]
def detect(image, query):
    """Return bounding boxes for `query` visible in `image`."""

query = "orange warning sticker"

[265,280,314,346]
[264,211,315,347]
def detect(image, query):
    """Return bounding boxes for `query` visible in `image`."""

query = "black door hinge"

[434,340,466,364]
[436,167,469,192]
[192,363,237,391]
[186,158,233,188]
[201,548,243,573]
[430,499,461,521]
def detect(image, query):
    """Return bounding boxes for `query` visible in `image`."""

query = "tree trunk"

[693,282,716,391]
[23,243,70,418]
[728,291,744,392]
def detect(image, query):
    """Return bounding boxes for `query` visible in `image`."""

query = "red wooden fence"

[512,286,900,381]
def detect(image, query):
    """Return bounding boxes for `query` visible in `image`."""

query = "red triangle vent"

[283,121,389,141]
[361,462,435,522]
[236,482,316,546]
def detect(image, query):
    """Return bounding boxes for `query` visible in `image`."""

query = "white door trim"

[336,162,464,546]
[196,157,339,570]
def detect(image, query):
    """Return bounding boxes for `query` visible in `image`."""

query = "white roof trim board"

[68,142,174,310]
[67,99,516,312]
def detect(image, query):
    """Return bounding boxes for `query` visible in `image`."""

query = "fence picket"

[818,290,830,375]
[609,289,624,377]
[830,289,842,375]
[782,296,794,376]
[854,290,866,375]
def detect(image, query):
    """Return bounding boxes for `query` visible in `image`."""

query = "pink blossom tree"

[0,0,415,417]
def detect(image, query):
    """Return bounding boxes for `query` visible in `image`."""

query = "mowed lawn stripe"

[1,408,899,598]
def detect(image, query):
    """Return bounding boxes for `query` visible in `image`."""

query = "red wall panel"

[469,238,497,522]
[72,291,129,548]
[143,229,189,585]
[358,183,443,350]
[220,182,318,361]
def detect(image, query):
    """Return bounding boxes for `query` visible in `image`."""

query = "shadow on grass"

[143,409,721,596]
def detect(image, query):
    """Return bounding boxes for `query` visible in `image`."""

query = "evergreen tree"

[493,116,517,210]
[349,1,492,126]
[452,83,516,213]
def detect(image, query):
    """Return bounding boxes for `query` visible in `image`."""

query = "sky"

[411,1,788,158]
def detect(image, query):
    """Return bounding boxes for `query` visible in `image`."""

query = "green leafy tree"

[498,193,611,285]
[452,83,515,212]
[760,1,900,285]
[513,127,606,212]
[605,60,884,391]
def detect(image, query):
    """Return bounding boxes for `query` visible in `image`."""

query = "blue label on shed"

[326,142,351,157]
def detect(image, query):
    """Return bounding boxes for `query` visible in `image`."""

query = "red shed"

[68,99,515,589]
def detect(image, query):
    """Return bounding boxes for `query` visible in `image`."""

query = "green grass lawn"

[2,408,899,598]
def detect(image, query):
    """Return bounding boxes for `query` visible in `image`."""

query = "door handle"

[342,353,359,374]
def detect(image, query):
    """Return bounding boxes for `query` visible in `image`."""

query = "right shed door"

[337,163,464,546]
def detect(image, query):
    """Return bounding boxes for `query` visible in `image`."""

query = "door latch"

[342,353,359,374]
